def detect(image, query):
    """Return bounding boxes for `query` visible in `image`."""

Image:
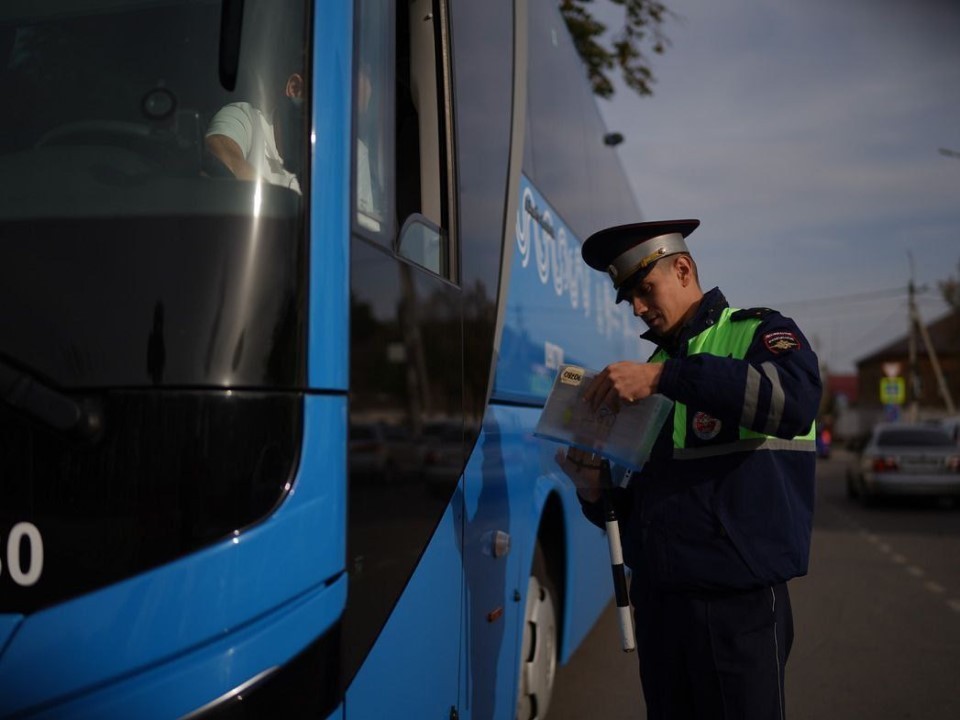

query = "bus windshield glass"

[0,0,310,220]
[0,0,312,389]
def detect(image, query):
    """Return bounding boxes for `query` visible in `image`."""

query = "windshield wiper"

[0,355,103,442]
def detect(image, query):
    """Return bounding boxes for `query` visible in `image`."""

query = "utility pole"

[912,304,956,415]
[907,254,920,422]
[907,252,956,416]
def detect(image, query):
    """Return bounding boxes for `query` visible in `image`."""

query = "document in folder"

[534,364,672,472]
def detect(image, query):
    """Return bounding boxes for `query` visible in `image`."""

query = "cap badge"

[640,247,667,269]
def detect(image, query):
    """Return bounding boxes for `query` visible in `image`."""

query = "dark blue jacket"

[581,287,822,592]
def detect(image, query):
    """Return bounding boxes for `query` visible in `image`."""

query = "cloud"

[589,0,960,370]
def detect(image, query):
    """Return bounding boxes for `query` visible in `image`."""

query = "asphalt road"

[550,450,960,719]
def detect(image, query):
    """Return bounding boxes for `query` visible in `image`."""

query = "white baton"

[603,493,635,652]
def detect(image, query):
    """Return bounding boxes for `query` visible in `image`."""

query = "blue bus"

[0,1,644,717]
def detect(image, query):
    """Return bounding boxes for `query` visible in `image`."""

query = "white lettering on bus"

[516,183,640,345]
[516,187,592,310]
[1,522,44,587]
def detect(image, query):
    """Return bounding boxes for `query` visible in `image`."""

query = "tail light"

[872,456,899,472]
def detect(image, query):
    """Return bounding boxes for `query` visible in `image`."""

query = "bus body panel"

[343,0,644,712]
[308,0,352,392]
[0,394,346,716]
[22,576,345,720]
[0,616,17,660]
[496,175,643,405]
[344,499,462,718]
[557,469,619,662]
[341,400,616,720]
[476,404,612,666]
[459,406,527,720]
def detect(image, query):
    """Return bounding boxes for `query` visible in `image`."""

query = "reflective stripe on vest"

[651,307,815,457]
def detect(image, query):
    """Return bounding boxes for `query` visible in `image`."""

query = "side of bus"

[341,1,642,718]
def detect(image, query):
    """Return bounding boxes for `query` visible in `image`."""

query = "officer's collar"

[641,287,728,353]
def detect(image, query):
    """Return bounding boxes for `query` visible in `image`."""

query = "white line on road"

[835,501,958,618]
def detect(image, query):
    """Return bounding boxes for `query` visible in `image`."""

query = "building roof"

[856,309,960,366]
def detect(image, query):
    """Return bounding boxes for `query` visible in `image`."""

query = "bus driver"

[204,70,305,194]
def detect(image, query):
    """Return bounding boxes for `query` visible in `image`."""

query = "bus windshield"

[0,0,315,617]
[0,0,312,389]
[0,0,309,220]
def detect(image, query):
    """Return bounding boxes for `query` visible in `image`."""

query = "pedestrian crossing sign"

[879,377,906,405]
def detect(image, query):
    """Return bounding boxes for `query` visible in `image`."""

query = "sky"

[590,0,960,374]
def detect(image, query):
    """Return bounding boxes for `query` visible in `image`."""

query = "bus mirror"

[396,214,445,276]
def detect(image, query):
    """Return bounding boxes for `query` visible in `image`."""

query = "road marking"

[829,497,958,618]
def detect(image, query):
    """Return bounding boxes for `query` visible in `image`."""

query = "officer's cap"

[581,219,700,303]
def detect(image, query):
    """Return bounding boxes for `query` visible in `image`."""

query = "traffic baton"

[600,460,635,653]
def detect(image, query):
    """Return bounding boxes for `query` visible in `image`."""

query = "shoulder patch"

[763,330,801,354]
[731,307,774,322]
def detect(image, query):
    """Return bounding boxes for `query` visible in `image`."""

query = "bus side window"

[355,0,394,236]
[354,0,454,280]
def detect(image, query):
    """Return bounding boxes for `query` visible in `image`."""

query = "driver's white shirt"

[206,102,301,194]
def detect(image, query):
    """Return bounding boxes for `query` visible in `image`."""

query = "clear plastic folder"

[534,364,673,472]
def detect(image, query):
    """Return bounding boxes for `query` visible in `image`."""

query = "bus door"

[344,0,465,713]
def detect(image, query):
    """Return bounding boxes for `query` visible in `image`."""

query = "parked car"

[349,421,392,481]
[846,422,960,504]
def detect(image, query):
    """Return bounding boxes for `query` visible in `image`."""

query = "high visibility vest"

[651,307,816,458]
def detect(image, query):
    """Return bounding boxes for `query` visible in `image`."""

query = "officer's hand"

[583,362,663,413]
[555,447,610,504]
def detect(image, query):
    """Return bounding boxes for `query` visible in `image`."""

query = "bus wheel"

[516,543,558,720]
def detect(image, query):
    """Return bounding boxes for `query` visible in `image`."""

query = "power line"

[828,306,906,367]
[777,285,915,310]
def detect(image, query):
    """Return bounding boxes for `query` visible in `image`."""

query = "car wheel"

[516,542,558,720]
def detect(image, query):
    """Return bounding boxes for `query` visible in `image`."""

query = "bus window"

[0,0,310,221]
[354,0,454,280]
[355,0,394,235]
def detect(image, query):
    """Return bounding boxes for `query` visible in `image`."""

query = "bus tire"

[516,542,558,720]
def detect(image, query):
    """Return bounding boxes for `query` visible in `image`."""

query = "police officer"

[559,219,821,720]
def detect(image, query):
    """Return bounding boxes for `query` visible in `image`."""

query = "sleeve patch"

[763,331,801,354]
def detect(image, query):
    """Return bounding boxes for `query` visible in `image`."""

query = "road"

[550,450,960,719]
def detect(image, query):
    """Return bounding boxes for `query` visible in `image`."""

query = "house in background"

[852,309,960,432]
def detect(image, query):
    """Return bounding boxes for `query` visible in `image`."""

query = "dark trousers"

[633,582,793,720]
